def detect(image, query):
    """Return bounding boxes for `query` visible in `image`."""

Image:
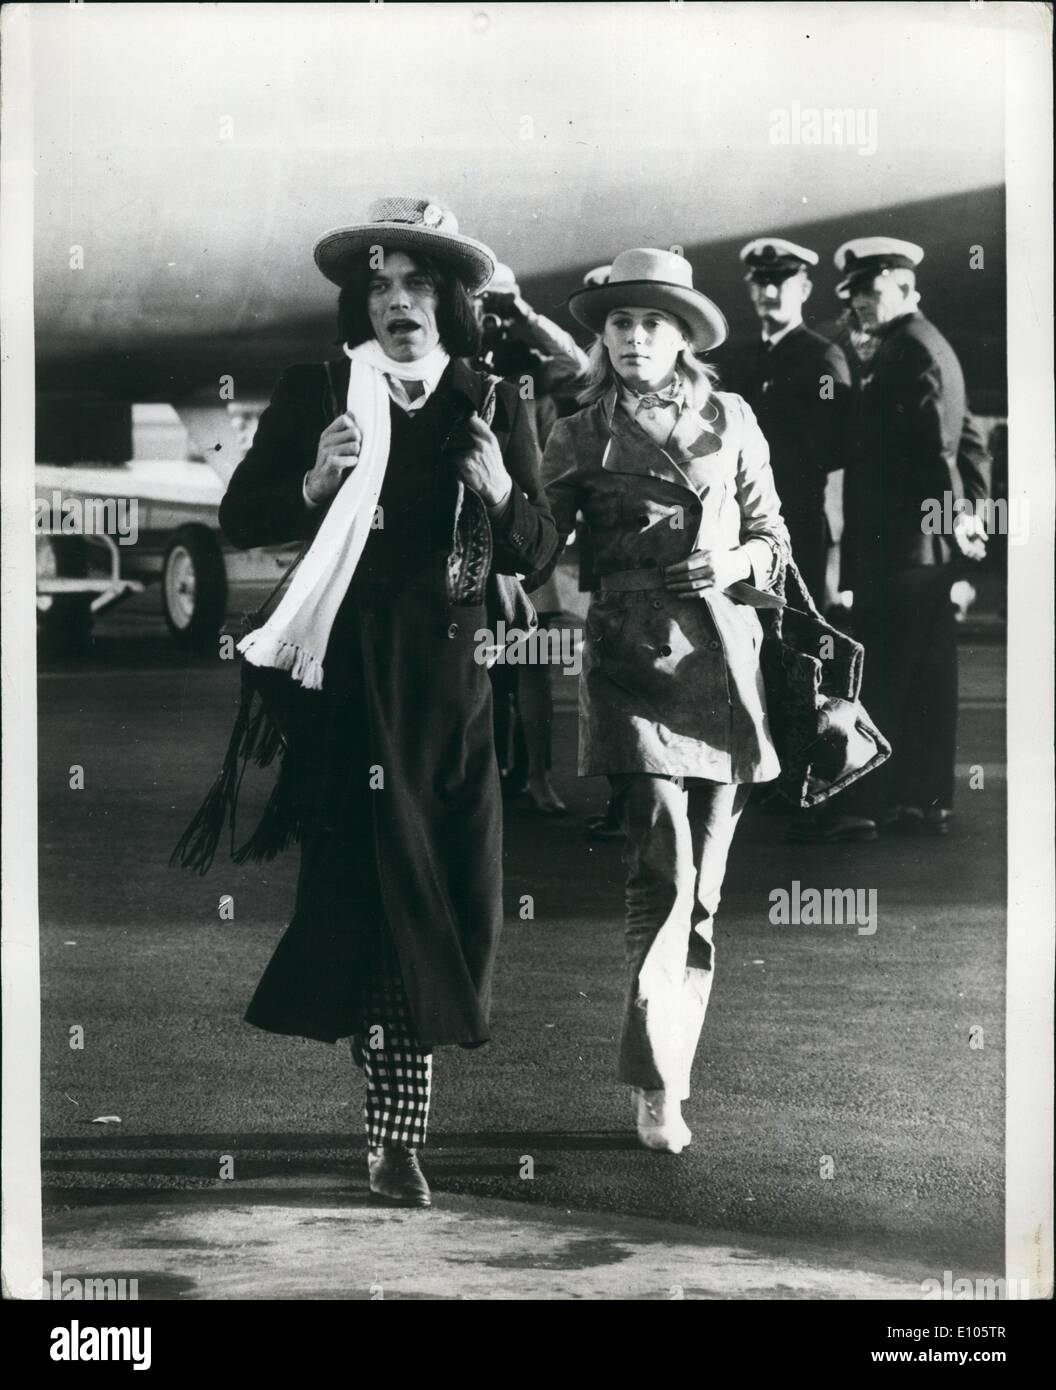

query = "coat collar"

[872,309,922,341]
[761,321,806,355]
[597,384,725,494]
[440,356,490,410]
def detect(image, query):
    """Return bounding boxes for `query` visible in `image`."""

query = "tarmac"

[28,589,1008,1300]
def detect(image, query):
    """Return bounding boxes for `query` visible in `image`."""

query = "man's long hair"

[577,329,719,406]
[335,248,482,357]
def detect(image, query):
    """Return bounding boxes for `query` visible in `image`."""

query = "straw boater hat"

[568,248,728,351]
[314,196,497,293]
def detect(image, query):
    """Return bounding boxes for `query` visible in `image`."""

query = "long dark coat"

[841,311,991,603]
[217,356,557,1048]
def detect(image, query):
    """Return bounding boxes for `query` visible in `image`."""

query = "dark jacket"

[724,324,850,605]
[217,356,557,1048]
[842,312,990,595]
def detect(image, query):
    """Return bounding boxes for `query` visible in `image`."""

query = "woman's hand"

[451,415,513,509]
[664,547,752,597]
[304,414,362,504]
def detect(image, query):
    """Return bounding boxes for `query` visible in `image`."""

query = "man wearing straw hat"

[214,197,557,1206]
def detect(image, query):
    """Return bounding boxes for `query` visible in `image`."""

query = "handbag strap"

[479,375,501,427]
[781,553,823,622]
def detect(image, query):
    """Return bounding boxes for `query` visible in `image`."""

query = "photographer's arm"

[510,302,590,383]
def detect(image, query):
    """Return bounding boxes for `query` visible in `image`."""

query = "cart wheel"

[36,535,94,654]
[162,525,227,649]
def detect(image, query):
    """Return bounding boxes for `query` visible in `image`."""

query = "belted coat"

[541,386,790,782]
[217,356,557,1048]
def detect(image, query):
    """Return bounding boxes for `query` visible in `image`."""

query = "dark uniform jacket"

[725,324,850,605]
[842,311,991,600]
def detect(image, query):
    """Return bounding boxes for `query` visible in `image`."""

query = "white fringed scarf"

[237,338,450,689]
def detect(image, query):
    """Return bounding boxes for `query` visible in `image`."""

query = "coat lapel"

[665,393,726,467]
[600,387,727,498]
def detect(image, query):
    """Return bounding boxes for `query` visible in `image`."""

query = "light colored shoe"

[633,1089,692,1154]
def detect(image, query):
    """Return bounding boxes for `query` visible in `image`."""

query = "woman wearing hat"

[541,249,790,1153]
[215,198,557,1205]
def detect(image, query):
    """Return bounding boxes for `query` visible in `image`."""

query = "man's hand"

[664,547,752,597]
[304,413,362,504]
[952,511,988,562]
[485,290,527,321]
[451,415,513,509]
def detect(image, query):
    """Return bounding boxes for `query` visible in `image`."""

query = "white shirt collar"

[618,374,686,413]
[384,375,434,413]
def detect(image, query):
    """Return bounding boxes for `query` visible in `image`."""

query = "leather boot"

[367,1143,432,1207]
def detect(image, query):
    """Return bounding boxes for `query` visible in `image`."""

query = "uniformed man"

[815,236,991,841]
[728,237,851,608]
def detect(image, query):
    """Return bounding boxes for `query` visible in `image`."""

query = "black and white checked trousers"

[352,929,433,1148]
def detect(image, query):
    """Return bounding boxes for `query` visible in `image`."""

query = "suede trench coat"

[218,356,558,1049]
[542,386,790,782]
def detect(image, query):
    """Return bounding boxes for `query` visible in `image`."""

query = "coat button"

[652,599,662,610]
[447,622,460,638]
[658,644,672,657]
[708,639,720,650]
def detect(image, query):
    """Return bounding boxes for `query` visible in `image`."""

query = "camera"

[477,292,519,361]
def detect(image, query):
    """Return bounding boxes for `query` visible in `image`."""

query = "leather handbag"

[758,556,891,808]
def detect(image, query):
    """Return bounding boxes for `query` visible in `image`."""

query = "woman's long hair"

[335,248,482,358]
[577,323,719,407]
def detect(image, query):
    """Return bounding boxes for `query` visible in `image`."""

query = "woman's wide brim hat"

[568,247,728,352]
[314,197,497,293]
